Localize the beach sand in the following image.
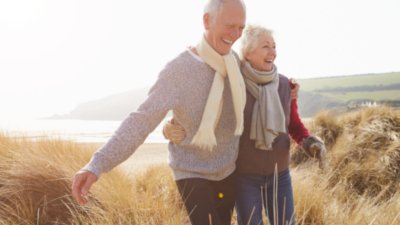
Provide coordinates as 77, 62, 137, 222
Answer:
78, 142, 170, 175
118, 143, 169, 174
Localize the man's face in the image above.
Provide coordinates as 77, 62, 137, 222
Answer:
204, 1, 246, 55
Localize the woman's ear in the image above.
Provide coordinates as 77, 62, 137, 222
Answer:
243, 52, 250, 62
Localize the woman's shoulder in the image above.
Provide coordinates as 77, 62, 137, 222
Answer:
278, 73, 290, 83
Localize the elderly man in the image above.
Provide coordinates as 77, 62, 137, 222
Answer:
71, 1, 247, 225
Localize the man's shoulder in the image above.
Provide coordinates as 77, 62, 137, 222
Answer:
166, 50, 194, 65
161, 50, 196, 73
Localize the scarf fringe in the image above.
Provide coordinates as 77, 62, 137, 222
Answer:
191, 130, 217, 151
191, 36, 246, 151
234, 125, 243, 136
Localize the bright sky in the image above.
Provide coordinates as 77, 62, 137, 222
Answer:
1, 0, 399, 119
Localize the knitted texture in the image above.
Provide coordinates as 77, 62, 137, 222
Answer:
83, 50, 241, 181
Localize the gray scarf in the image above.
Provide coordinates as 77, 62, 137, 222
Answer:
241, 61, 286, 150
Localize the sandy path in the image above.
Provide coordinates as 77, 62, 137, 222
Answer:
119, 143, 169, 173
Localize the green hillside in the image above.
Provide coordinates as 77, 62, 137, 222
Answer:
298, 72, 400, 91
295, 72, 400, 117
324, 90, 400, 101
297, 72, 400, 101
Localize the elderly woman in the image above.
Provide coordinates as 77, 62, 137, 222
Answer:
233, 24, 319, 225
164, 24, 325, 225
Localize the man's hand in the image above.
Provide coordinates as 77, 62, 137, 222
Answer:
289, 78, 300, 100
71, 170, 98, 205
163, 119, 186, 144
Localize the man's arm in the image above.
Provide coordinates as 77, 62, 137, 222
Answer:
72, 69, 181, 205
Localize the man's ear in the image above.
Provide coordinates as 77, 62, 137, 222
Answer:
203, 13, 210, 30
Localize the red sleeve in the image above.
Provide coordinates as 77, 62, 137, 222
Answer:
288, 84, 310, 145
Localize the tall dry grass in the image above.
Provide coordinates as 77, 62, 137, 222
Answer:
1, 106, 400, 224
291, 106, 400, 224
0, 134, 187, 225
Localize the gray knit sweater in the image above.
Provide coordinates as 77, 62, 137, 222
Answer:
83, 50, 241, 181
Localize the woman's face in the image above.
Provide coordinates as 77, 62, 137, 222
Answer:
245, 33, 276, 71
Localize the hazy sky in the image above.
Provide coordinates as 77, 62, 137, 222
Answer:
1, 0, 399, 119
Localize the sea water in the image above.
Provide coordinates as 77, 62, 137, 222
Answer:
0, 118, 168, 143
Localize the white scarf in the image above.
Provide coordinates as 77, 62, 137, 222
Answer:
191, 36, 246, 150
241, 61, 286, 150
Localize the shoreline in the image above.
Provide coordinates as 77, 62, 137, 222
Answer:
1, 131, 170, 175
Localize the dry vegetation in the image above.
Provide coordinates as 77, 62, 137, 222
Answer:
0, 137, 186, 225
1, 106, 400, 225
291, 106, 400, 224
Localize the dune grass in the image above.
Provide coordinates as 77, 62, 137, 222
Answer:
1, 105, 400, 224
0, 136, 187, 225
280, 105, 400, 224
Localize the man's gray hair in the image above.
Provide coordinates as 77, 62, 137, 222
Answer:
204, 0, 246, 19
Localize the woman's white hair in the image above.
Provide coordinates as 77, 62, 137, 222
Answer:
204, 0, 246, 22
240, 24, 274, 60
